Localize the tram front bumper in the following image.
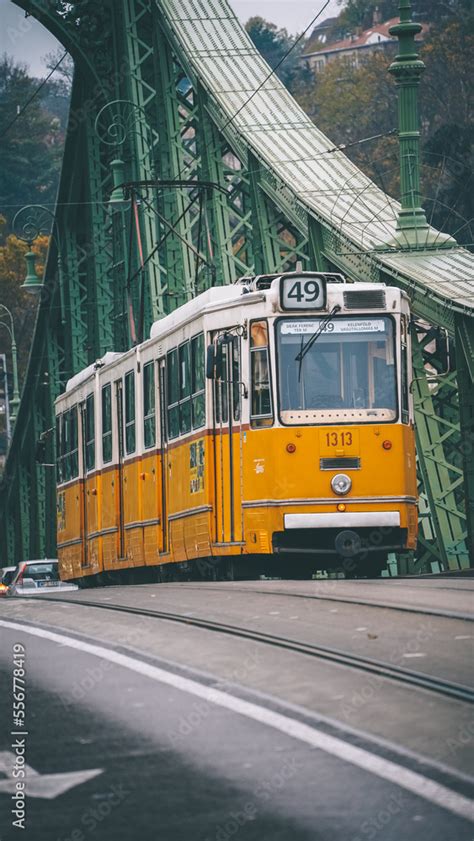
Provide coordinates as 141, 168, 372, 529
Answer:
274, 510, 408, 556
284, 512, 400, 529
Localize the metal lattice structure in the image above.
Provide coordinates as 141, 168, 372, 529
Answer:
1, 0, 473, 569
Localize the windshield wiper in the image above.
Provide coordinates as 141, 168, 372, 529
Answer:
295, 305, 341, 380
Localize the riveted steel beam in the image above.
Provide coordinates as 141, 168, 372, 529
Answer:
455, 316, 474, 559
411, 325, 469, 568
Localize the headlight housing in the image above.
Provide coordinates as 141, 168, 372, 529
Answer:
331, 473, 352, 496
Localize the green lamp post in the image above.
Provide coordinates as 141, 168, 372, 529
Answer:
386, 0, 455, 250
0, 305, 21, 426
108, 158, 130, 210
22, 248, 42, 293
13, 205, 64, 295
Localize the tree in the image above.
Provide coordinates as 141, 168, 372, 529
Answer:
419, 20, 474, 243
334, 0, 398, 35
0, 55, 66, 229
295, 51, 400, 199
297, 18, 474, 245
43, 49, 74, 90
335, 0, 471, 31
0, 216, 49, 381
294, 18, 473, 246
413, 0, 473, 25
245, 17, 310, 91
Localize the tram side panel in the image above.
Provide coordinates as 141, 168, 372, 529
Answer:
101, 464, 118, 571
85, 470, 100, 572
57, 476, 83, 579
141, 449, 162, 566
165, 434, 213, 563
56, 406, 83, 580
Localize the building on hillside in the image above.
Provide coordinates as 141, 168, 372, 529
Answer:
302, 9, 429, 74
306, 16, 339, 48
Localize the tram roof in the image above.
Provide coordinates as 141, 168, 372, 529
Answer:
149, 284, 254, 340
62, 278, 401, 396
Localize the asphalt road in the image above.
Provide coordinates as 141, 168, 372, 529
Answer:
0, 621, 472, 841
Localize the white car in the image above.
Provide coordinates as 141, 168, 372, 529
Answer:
7, 559, 78, 597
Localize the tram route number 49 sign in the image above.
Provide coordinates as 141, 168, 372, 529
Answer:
280, 276, 326, 310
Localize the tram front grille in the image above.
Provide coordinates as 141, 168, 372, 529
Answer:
320, 457, 361, 470
343, 290, 386, 309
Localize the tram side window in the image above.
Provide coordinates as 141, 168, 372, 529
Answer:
191, 333, 205, 430
85, 394, 95, 472
250, 320, 273, 428
401, 318, 410, 424
179, 342, 191, 434
214, 340, 228, 425
167, 349, 180, 439
143, 361, 156, 448
214, 335, 241, 425
59, 407, 78, 482
56, 414, 62, 483
232, 336, 241, 422
102, 384, 113, 463
68, 408, 79, 479
124, 371, 136, 454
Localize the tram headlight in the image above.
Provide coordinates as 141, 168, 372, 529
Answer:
330, 473, 352, 496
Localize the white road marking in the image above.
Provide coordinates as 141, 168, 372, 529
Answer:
455, 636, 472, 640
1, 619, 472, 823
0, 751, 102, 799
356, 627, 368, 631
269, 611, 280, 615
402, 653, 426, 658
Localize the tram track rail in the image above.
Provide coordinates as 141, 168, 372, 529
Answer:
141, 582, 474, 622
34, 595, 474, 705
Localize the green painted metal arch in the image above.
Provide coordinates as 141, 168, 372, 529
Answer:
12, 0, 107, 87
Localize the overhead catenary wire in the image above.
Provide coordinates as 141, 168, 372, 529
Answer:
221, 1, 331, 132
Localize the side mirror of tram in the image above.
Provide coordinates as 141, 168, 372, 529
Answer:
35, 440, 47, 463
207, 341, 226, 380
206, 344, 216, 379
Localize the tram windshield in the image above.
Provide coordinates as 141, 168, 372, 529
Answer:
276, 316, 397, 423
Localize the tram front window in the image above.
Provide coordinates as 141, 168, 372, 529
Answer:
277, 317, 397, 423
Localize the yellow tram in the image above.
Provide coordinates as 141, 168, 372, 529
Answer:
55, 272, 417, 583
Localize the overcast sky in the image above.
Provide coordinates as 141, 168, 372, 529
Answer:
0, 0, 341, 76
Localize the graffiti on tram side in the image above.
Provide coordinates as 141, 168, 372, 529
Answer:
190, 440, 205, 494
57, 492, 66, 532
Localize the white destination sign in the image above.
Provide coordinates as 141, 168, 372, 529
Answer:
281, 319, 386, 335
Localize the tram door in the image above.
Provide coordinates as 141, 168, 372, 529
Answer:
212, 335, 243, 546
158, 359, 169, 554
79, 395, 97, 568
114, 379, 126, 559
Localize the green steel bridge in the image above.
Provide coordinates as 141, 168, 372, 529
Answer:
1, 0, 473, 571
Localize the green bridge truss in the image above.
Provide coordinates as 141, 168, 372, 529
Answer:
1, 0, 473, 570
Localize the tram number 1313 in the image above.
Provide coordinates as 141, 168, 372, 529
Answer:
325, 431, 353, 447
